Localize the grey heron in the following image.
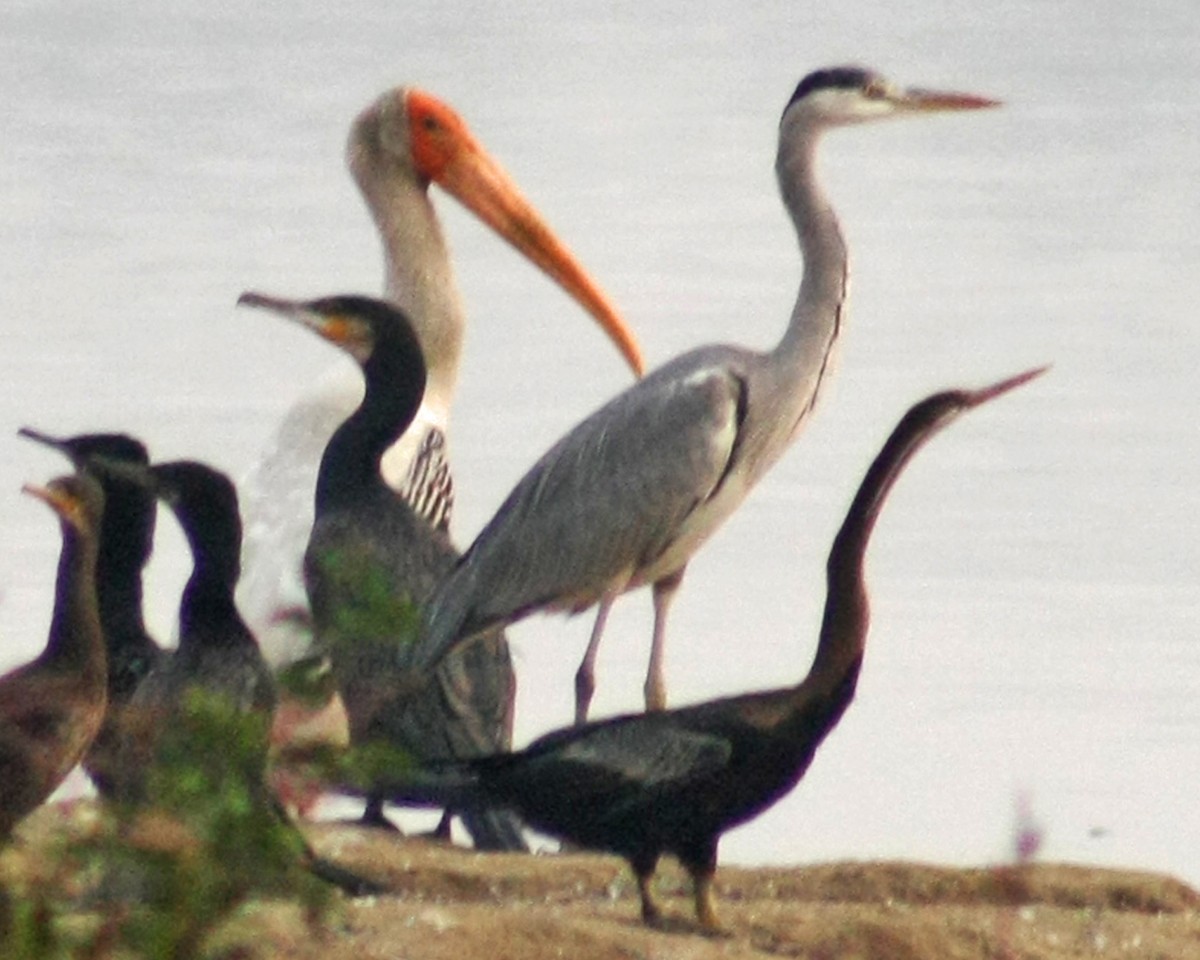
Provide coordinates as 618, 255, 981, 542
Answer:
415, 66, 1000, 723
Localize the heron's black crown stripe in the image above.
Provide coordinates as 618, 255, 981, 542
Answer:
783, 66, 874, 117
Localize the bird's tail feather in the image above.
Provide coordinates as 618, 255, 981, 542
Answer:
337, 759, 481, 810
336, 751, 525, 852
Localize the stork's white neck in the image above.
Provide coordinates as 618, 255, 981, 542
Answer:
378, 401, 449, 489
359, 172, 465, 420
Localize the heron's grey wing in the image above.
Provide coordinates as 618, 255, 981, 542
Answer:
422, 351, 748, 660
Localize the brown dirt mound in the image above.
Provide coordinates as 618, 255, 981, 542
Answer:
297, 823, 1199, 960
8, 805, 1200, 959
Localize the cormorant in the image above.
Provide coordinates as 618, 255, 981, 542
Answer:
118, 459, 275, 800
0, 474, 106, 839
107, 458, 379, 895
17, 428, 162, 798
238, 291, 525, 851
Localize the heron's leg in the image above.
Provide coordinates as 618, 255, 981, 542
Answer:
575, 594, 616, 725
645, 567, 686, 712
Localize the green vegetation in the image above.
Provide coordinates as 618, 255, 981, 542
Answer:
0, 547, 435, 956
0, 690, 335, 959
309, 546, 422, 659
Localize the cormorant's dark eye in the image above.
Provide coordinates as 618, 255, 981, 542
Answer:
422, 115, 440, 132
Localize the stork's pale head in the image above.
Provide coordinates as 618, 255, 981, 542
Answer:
344, 86, 644, 377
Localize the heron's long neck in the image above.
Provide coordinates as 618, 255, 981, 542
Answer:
364, 180, 462, 423
770, 125, 849, 439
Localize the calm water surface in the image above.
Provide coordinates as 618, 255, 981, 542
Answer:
2, 1, 1197, 885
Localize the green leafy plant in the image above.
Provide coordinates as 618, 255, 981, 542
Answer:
0, 689, 337, 959
308, 546, 422, 660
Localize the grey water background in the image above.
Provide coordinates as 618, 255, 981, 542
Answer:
2, 0, 1197, 884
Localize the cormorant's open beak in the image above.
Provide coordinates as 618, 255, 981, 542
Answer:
22, 479, 85, 528
898, 88, 1002, 113
405, 89, 644, 377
